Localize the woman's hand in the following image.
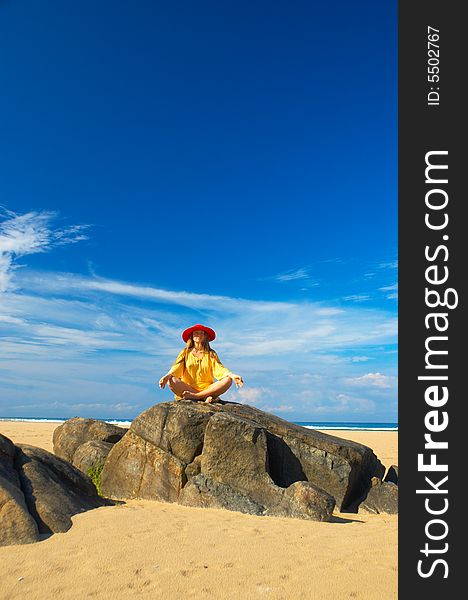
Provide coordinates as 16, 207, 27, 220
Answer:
231, 374, 244, 388
159, 374, 172, 389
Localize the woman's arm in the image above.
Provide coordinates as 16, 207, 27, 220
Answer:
211, 352, 244, 388
158, 350, 185, 388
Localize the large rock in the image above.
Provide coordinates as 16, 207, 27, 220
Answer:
222, 403, 385, 510
15, 444, 110, 533
359, 477, 398, 514
200, 412, 335, 521
1, 434, 108, 546
53, 418, 127, 464
0, 434, 39, 546
101, 401, 384, 519
265, 481, 336, 521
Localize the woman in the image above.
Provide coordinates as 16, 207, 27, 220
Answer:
159, 324, 244, 404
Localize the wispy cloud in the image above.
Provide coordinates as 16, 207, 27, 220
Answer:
0, 209, 397, 421
1, 271, 398, 419
343, 294, 371, 302
0, 208, 90, 292
264, 266, 318, 283
379, 283, 398, 300
3, 273, 397, 358
318, 258, 347, 265
379, 260, 398, 270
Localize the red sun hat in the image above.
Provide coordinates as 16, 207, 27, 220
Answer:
182, 324, 216, 343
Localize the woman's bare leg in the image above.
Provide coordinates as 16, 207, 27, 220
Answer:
181, 377, 232, 401
167, 377, 199, 399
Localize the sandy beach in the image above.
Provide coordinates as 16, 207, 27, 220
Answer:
0, 421, 397, 600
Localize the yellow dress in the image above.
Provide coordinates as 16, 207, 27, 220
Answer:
168, 349, 232, 393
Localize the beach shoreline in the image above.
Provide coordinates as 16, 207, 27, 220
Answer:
0, 420, 397, 600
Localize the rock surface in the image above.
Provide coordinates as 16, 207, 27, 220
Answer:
179, 474, 265, 515
53, 418, 127, 471
359, 477, 398, 514
0, 433, 20, 487
100, 401, 385, 519
0, 433, 109, 546
100, 430, 186, 502
72, 440, 113, 474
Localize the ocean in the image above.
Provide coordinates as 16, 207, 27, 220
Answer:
0, 417, 398, 431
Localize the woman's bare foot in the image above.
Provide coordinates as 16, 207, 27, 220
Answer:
182, 390, 200, 400
204, 396, 220, 404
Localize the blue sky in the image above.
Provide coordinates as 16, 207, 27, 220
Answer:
0, 1, 397, 421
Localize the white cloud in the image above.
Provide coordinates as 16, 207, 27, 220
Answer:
345, 372, 395, 389
237, 387, 264, 403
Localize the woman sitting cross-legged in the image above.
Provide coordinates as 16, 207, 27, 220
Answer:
158, 324, 244, 404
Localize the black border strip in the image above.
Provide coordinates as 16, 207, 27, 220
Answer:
399, 1, 464, 594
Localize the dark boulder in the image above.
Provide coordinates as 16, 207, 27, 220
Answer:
53, 418, 127, 464
15, 444, 110, 533
359, 477, 398, 514
101, 401, 384, 519
1, 434, 109, 546
221, 403, 385, 510
265, 481, 336, 521
0, 434, 39, 546
199, 412, 335, 521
